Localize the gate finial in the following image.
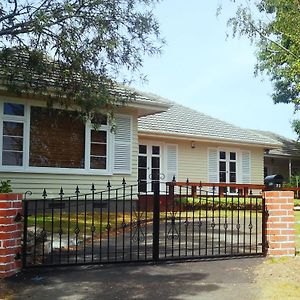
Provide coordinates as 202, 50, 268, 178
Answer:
107, 180, 111, 189
75, 186, 80, 194
59, 187, 64, 197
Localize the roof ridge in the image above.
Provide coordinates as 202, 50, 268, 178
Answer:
249, 129, 296, 143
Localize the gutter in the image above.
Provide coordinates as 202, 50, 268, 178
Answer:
138, 130, 282, 149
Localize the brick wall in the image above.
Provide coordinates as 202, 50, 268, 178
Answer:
0, 194, 23, 278
263, 191, 295, 257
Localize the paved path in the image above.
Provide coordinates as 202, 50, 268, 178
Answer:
4, 257, 263, 300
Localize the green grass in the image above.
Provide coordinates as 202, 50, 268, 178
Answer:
295, 199, 300, 206
28, 212, 134, 237
28, 206, 262, 237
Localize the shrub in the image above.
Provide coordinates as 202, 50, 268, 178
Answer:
285, 174, 300, 188
0, 180, 12, 193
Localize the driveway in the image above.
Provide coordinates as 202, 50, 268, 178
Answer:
2, 257, 263, 300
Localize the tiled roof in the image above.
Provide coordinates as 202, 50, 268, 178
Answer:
138, 100, 281, 147
114, 85, 171, 108
250, 130, 300, 157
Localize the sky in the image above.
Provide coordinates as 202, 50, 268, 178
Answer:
132, 0, 297, 140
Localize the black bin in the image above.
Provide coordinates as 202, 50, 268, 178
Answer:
264, 174, 284, 190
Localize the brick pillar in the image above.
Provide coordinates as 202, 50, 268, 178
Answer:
0, 194, 23, 278
263, 191, 295, 257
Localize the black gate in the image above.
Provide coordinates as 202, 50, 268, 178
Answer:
22, 181, 265, 268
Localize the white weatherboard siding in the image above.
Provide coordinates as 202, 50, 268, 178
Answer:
176, 140, 207, 182
250, 148, 264, 184
2, 114, 139, 198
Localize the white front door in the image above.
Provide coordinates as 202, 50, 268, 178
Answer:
219, 150, 237, 184
218, 150, 237, 193
138, 143, 162, 193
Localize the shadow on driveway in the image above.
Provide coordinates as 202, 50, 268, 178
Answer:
3, 257, 263, 300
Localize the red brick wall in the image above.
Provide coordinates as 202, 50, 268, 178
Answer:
263, 191, 295, 257
0, 194, 23, 278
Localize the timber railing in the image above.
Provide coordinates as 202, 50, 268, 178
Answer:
166, 181, 265, 198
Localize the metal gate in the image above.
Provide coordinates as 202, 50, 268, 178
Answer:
22, 181, 265, 268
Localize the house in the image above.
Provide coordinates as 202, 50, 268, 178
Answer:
250, 130, 300, 181
0, 88, 281, 198
0, 88, 170, 197
137, 98, 281, 192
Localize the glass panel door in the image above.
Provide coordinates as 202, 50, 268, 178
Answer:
229, 152, 237, 193
151, 146, 160, 192
138, 144, 161, 193
219, 150, 237, 193
138, 145, 148, 193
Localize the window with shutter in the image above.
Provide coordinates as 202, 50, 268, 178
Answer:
166, 144, 177, 182
113, 115, 132, 174
241, 151, 251, 183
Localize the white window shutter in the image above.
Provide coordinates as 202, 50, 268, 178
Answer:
208, 148, 218, 183
241, 151, 251, 183
113, 115, 132, 174
166, 144, 177, 182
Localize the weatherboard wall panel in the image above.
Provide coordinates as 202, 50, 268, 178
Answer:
250, 148, 264, 184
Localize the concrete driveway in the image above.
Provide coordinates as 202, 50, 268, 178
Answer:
2, 257, 263, 300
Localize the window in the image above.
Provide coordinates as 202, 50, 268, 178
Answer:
90, 129, 107, 169
0, 101, 132, 175
2, 121, 24, 166
4, 103, 24, 116
1, 103, 25, 167
29, 106, 85, 168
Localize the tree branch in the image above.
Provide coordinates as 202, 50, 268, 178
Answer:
248, 20, 298, 59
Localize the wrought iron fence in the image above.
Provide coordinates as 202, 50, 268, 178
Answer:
22, 180, 265, 268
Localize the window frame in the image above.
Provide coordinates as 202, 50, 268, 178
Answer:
0, 100, 28, 170
0, 100, 116, 175
217, 148, 238, 184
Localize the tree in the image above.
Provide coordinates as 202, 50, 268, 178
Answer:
0, 0, 164, 119
221, 0, 300, 137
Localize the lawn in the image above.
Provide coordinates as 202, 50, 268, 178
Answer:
295, 198, 300, 206
27, 212, 135, 237
27, 197, 263, 237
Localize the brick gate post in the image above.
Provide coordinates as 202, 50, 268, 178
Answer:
0, 194, 23, 278
263, 191, 295, 257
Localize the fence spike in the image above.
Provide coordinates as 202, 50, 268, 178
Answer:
172, 175, 176, 182
42, 188, 47, 198
91, 183, 95, 192
107, 180, 111, 189
186, 178, 189, 184
250, 189, 253, 195
59, 187, 64, 196
75, 185, 80, 194
122, 178, 126, 186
